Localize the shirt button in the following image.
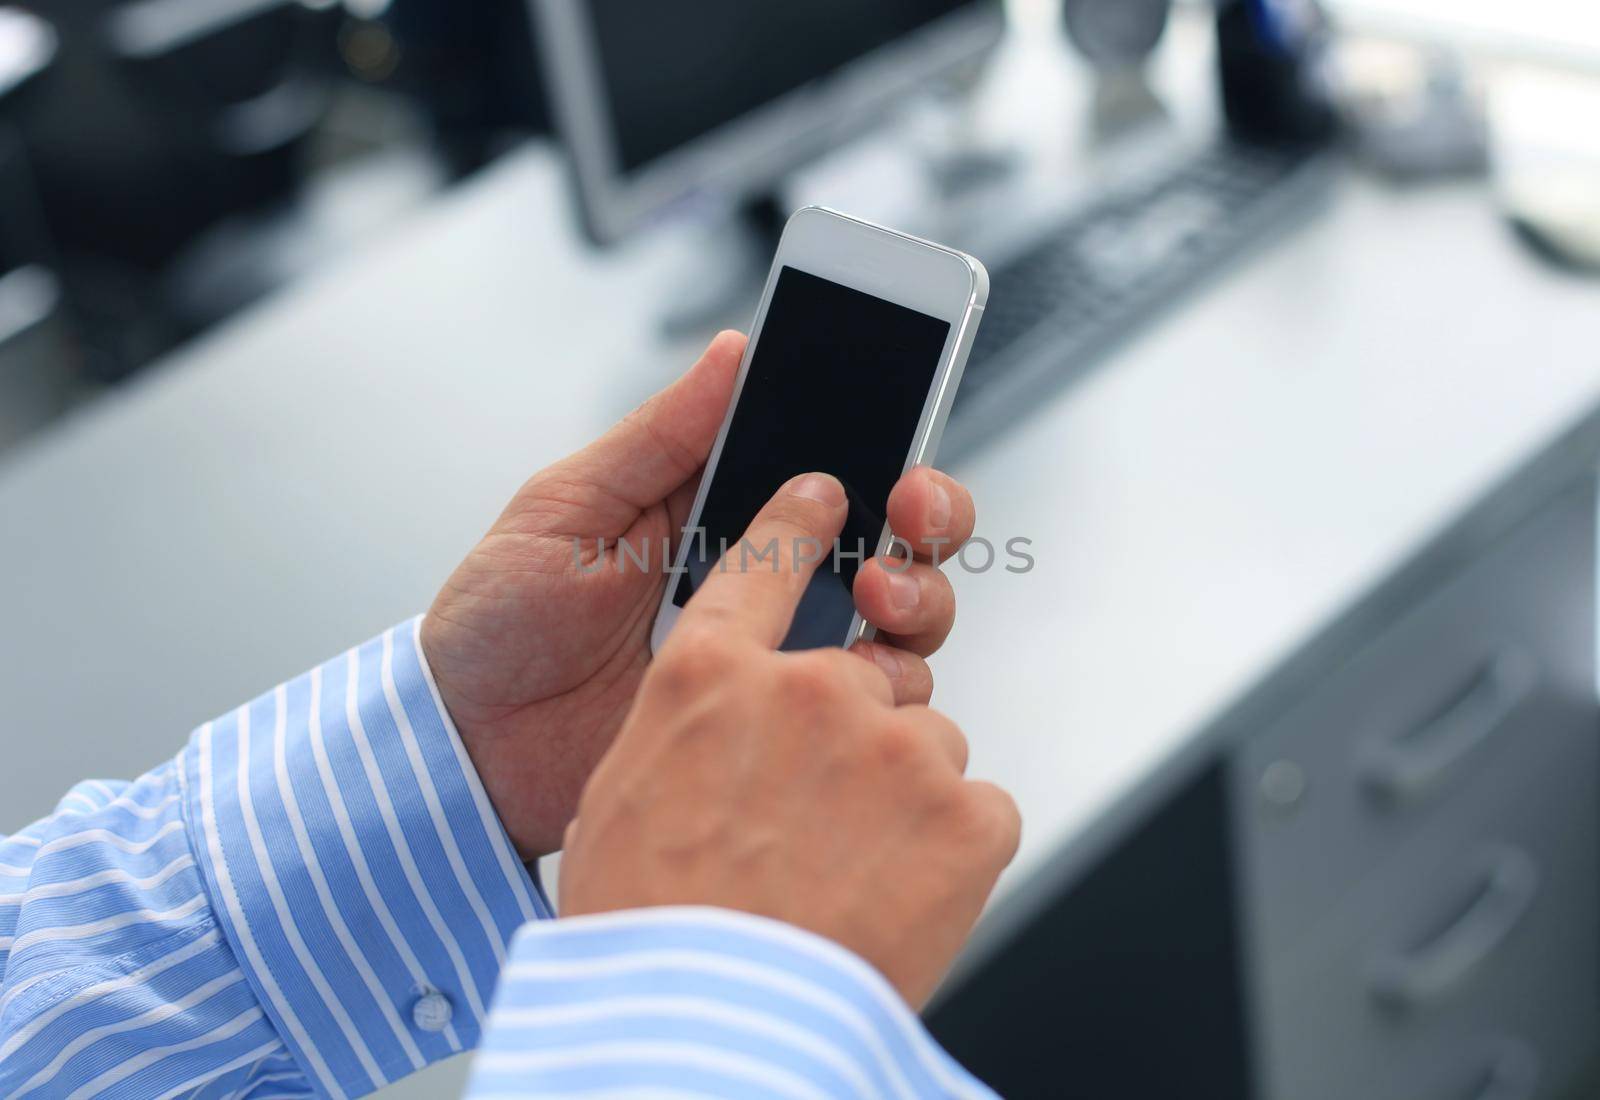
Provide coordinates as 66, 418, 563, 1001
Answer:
412, 991, 453, 1033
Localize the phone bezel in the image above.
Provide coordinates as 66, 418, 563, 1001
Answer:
651, 205, 988, 653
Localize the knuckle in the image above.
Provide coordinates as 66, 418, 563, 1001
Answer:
965, 784, 1023, 861
945, 721, 971, 763
810, 646, 864, 678
623, 399, 699, 478
762, 502, 830, 545
778, 652, 843, 705
655, 627, 733, 686
870, 715, 927, 769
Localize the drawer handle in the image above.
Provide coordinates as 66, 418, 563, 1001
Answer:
1360, 650, 1536, 808
1461, 1039, 1540, 1100
1369, 844, 1539, 1013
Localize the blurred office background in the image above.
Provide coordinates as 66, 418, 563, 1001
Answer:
1, 0, 1597, 454
3, 1, 1600, 1098
0, 0, 550, 444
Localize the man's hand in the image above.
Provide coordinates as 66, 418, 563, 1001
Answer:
560, 472, 1020, 1008
421, 332, 978, 858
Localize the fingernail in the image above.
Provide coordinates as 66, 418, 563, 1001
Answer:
928, 479, 952, 531
886, 570, 921, 610
790, 473, 844, 507
868, 644, 903, 679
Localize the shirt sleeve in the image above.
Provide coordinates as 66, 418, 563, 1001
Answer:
0, 616, 550, 1099
3, 617, 995, 1100
468, 907, 999, 1100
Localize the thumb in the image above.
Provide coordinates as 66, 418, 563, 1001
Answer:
557, 330, 745, 510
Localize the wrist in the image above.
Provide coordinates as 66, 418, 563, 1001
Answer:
417, 607, 493, 738
417, 610, 595, 860
416, 611, 535, 855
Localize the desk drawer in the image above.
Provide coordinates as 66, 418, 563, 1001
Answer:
1357, 1037, 1543, 1100
1231, 485, 1595, 955
1250, 694, 1598, 1100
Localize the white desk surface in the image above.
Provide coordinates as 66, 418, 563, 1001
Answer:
2, 16, 1599, 1096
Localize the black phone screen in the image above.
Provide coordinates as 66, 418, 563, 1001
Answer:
671, 265, 952, 650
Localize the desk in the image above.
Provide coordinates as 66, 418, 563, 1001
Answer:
2, 19, 1599, 1100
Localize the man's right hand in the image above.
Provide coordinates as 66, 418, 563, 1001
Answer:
559, 471, 1022, 1008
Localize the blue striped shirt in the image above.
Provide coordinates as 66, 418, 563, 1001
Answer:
0, 619, 994, 1099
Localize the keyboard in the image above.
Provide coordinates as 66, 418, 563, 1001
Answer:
945, 139, 1336, 456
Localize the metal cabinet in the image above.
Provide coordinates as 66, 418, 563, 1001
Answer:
932, 480, 1599, 1100
1231, 484, 1599, 1100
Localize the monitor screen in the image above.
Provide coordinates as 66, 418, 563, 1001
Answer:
582, 0, 978, 176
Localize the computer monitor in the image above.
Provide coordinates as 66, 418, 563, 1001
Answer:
530, 0, 1006, 246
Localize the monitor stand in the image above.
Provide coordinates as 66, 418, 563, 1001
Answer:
1087, 68, 1170, 146
657, 193, 785, 340
917, 70, 1019, 200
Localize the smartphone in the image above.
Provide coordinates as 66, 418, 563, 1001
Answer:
651, 206, 988, 653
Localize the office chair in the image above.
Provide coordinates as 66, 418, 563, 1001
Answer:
0, 8, 73, 448
16, 0, 340, 377
379, 0, 551, 177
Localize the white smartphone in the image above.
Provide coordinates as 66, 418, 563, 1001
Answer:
651, 206, 988, 653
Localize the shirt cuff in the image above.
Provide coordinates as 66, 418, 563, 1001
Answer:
179, 616, 551, 1098
470, 907, 997, 1100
